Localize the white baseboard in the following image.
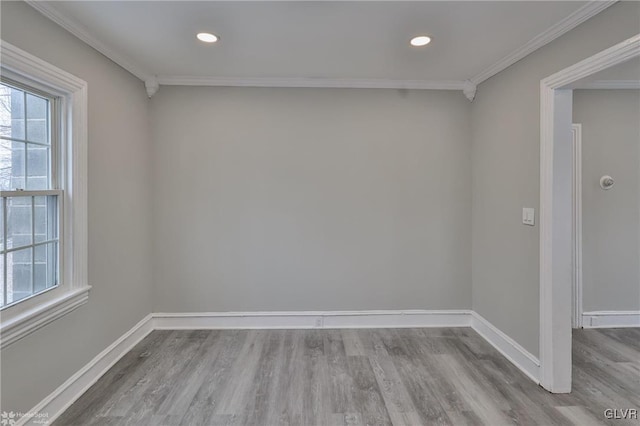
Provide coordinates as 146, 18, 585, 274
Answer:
18, 314, 154, 426
20, 309, 545, 425
470, 312, 540, 384
582, 311, 640, 328
153, 309, 472, 330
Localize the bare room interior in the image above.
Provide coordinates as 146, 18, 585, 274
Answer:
0, 1, 638, 425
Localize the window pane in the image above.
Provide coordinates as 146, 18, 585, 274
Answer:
10, 88, 25, 140
0, 82, 59, 310
10, 140, 25, 190
6, 247, 32, 304
27, 144, 49, 190
7, 196, 32, 249
34, 195, 57, 243
0, 83, 51, 191
34, 242, 57, 293
51, 243, 57, 290
0, 198, 3, 251
0, 85, 11, 138
0, 139, 27, 191
0, 139, 12, 190
0, 256, 4, 307
26, 93, 47, 144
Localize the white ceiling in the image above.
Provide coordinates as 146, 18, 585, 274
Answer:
28, 1, 615, 93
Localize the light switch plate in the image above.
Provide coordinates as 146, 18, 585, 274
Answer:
522, 208, 535, 226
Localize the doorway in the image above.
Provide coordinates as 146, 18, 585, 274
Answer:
539, 33, 640, 393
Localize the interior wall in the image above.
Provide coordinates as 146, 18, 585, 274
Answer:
0, 1, 154, 413
471, 1, 640, 356
151, 87, 471, 312
1, 0, 637, 413
573, 89, 640, 312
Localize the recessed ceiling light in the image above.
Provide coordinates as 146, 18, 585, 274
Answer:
197, 32, 219, 43
410, 36, 431, 47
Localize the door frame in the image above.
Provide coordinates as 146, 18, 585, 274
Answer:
539, 33, 640, 393
571, 123, 583, 329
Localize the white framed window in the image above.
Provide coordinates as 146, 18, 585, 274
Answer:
1, 80, 61, 308
0, 40, 89, 349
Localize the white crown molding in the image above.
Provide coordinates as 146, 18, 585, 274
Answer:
156, 76, 466, 91
24, 0, 152, 82
462, 80, 477, 101
578, 79, 640, 89
470, 1, 618, 85
24, 0, 616, 97
145, 76, 160, 98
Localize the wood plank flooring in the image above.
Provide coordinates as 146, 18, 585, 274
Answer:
54, 328, 640, 425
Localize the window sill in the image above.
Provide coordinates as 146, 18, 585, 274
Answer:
0, 285, 91, 349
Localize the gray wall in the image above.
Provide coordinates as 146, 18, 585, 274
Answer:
151, 87, 471, 312
471, 1, 640, 356
573, 89, 640, 312
2, 0, 638, 414
0, 1, 154, 413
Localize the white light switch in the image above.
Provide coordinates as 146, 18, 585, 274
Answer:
522, 208, 535, 226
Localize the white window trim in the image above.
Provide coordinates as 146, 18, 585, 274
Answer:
0, 40, 89, 349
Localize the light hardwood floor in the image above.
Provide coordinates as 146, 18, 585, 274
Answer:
54, 327, 640, 426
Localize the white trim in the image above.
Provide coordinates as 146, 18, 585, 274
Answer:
18, 309, 547, 424
24, 1, 152, 82
153, 309, 472, 330
16, 314, 154, 426
540, 35, 640, 90
156, 76, 465, 91
572, 124, 583, 329
25, 1, 615, 95
0, 41, 86, 92
0, 40, 90, 348
581, 311, 640, 328
470, 312, 540, 384
579, 80, 640, 89
470, 1, 618, 85
462, 80, 477, 102
144, 76, 159, 98
0, 286, 90, 350
539, 33, 640, 393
